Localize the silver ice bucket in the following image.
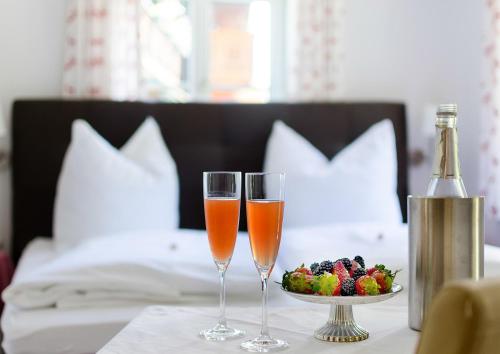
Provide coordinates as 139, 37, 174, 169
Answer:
408, 196, 484, 331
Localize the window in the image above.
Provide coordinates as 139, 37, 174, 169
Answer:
140, 0, 285, 102
139, 0, 191, 101
207, 1, 271, 102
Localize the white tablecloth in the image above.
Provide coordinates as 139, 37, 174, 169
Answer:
98, 300, 420, 353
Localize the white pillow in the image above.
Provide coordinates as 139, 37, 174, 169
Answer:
263, 120, 402, 228
54, 117, 179, 250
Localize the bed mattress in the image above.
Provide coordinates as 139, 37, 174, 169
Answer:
3, 225, 500, 354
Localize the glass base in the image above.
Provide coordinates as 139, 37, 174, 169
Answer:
199, 323, 245, 341
240, 335, 289, 352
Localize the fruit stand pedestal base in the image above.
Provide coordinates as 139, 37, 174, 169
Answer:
314, 304, 369, 342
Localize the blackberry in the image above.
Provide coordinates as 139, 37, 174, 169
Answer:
341, 278, 356, 296
314, 260, 334, 275
354, 255, 365, 269
310, 262, 320, 274
336, 258, 352, 271
352, 268, 367, 281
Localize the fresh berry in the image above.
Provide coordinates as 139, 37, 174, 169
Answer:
295, 264, 312, 275
336, 258, 352, 271
333, 261, 350, 284
371, 265, 398, 293
354, 255, 365, 269
333, 279, 342, 295
352, 268, 367, 281
288, 271, 314, 294
283, 261, 397, 297
314, 260, 334, 276
355, 275, 380, 296
340, 278, 356, 296
282, 270, 292, 290
310, 262, 320, 274
372, 271, 390, 294
367, 267, 377, 276
312, 272, 339, 296
349, 260, 361, 277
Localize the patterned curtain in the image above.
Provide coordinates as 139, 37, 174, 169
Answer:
62, 0, 140, 100
287, 0, 344, 101
481, 0, 500, 220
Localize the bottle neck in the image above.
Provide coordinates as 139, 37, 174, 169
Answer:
431, 122, 461, 179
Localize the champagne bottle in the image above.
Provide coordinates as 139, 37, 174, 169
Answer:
426, 103, 467, 197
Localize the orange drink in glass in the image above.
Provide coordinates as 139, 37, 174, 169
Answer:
204, 198, 240, 263
241, 172, 288, 352
246, 200, 284, 269
200, 172, 244, 341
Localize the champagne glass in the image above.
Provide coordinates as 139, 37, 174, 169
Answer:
200, 172, 245, 341
241, 172, 288, 352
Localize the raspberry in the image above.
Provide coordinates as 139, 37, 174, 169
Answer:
340, 278, 356, 296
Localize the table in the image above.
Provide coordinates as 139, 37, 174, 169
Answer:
98, 298, 419, 353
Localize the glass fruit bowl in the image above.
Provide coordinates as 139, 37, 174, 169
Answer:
281, 283, 403, 342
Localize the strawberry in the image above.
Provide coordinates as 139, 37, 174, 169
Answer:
366, 267, 377, 276
333, 280, 342, 295
371, 264, 398, 293
295, 264, 312, 276
333, 261, 350, 283
349, 260, 361, 277
372, 271, 389, 293
288, 271, 314, 294
312, 272, 339, 296
332, 261, 350, 295
302, 275, 315, 294
355, 275, 380, 296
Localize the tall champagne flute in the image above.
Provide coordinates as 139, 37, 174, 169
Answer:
241, 172, 288, 352
200, 172, 245, 341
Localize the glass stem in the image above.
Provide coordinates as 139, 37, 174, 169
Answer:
218, 269, 227, 327
260, 273, 269, 337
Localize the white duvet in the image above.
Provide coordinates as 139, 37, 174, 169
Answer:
4, 224, 500, 310
3, 230, 261, 309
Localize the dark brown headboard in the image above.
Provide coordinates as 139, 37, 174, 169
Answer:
11, 100, 407, 261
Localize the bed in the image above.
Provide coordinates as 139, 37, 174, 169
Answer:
4, 100, 416, 353
10, 100, 409, 262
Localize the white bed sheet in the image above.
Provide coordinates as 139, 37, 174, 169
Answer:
3, 224, 500, 354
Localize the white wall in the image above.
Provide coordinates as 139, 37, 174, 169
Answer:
341, 0, 500, 244
0, 0, 66, 248
341, 0, 483, 197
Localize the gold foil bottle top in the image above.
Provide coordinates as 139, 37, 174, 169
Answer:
436, 103, 457, 127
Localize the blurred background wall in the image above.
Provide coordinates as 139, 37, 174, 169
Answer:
0, 0, 485, 246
